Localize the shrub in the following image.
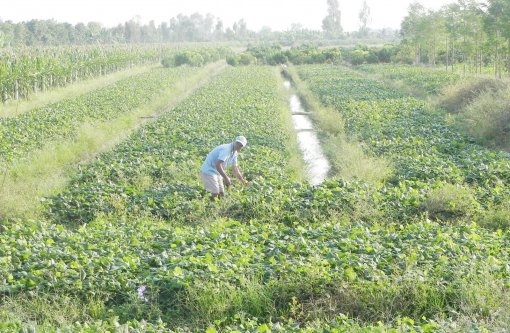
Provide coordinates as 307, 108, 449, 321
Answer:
366, 51, 379, 64
268, 53, 288, 65
420, 184, 480, 220
477, 202, 510, 230
438, 78, 507, 114
239, 53, 256, 65
226, 54, 256, 66
174, 51, 205, 67
377, 45, 397, 63
161, 56, 175, 67
226, 56, 239, 66
461, 87, 510, 148
349, 49, 370, 65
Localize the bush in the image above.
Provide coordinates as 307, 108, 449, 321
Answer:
161, 47, 232, 68
245, 45, 341, 65
461, 87, 510, 149
239, 53, 256, 65
377, 45, 397, 63
174, 51, 205, 67
161, 56, 175, 67
268, 53, 288, 65
226, 54, 256, 66
366, 51, 379, 64
438, 78, 507, 114
349, 49, 369, 65
420, 184, 480, 220
477, 202, 510, 230
226, 56, 239, 66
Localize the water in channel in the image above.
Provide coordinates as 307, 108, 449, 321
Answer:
284, 80, 330, 185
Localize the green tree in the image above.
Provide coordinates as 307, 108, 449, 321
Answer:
358, 0, 371, 37
13, 23, 30, 46
455, 0, 485, 73
424, 10, 447, 66
322, 0, 343, 36
400, 2, 429, 64
213, 20, 224, 41
485, 0, 510, 75
141, 20, 158, 42
124, 18, 142, 43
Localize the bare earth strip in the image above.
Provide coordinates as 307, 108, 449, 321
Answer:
0, 62, 226, 220
0, 64, 158, 118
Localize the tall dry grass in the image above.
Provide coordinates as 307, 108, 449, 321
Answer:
438, 78, 510, 151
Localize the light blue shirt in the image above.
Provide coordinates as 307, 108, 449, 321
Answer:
200, 143, 238, 176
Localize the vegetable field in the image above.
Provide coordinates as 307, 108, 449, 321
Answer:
1, 56, 510, 332
356, 64, 461, 95
297, 65, 510, 219
0, 66, 198, 164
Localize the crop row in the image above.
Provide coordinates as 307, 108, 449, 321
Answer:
0, 214, 508, 330
0, 311, 443, 332
45, 66, 296, 224
0, 66, 198, 164
6, 215, 508, 293
356, 64, 461, 95
297, 65, 510, 218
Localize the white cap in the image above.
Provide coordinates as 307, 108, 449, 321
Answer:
235, 135, 247, 147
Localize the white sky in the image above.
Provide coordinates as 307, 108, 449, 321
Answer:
1, 0, 455, 32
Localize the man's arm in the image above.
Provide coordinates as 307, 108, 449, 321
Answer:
215, 160, 231, 186
232, 165, 247, 184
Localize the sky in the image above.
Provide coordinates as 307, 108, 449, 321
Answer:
1, 0, 457, 32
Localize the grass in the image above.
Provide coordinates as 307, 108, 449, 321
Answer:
476, 201, 510, 231
461, 86, 510, 151
0, 292, 102, 328
431, 76, 510, 152
437, 77, 506, 114
0, 62, 226, 220
420, 183, 481, 221
0, 64, 157, 118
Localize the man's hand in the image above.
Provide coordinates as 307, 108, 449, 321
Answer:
223, 176, 232, 187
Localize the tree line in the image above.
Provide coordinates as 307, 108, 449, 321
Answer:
0, 15, 398, 47
400, 0, 510, 76
0, 14, 252, 46
11, 0, 510, 76
0, 0, 400, 48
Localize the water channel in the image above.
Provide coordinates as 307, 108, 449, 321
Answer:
284, 80, 330, 185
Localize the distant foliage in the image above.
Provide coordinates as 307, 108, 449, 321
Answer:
228, 45, 343, 66
226, 53, 257, 66
0, 17, 397, 47
399, 0, 510, 76
227, 45, 400, 67
342, 45, 398, 65
161, 47, 232, 67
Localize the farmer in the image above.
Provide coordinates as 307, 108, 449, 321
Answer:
200, 136, 248, 199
